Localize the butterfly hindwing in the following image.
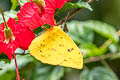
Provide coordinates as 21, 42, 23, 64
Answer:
29, 26, 83, 69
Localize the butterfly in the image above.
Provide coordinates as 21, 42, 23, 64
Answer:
29, 26, 83, 69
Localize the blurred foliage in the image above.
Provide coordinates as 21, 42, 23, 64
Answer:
31, 64, 64, 80
80, 67, 118, 80
67, 20, 119, 43
11, 0, 18, 10
0, 0, 120, 80
56, 1, 93, 15
67, 20, 119, 58
11, 0, 28, 10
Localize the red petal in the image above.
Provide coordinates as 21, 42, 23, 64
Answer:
17, 2, 42, 30
7, 18, 17, 31
15, 24, 35, 50
0, 31, 5, 43
7, 18, 35, 50
0, 24, 5, 43
0, 44, 3, 55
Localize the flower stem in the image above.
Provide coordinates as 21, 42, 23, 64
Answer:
57, 0, 93, 25
13, 53, 20, 80
0, 5, 8, 29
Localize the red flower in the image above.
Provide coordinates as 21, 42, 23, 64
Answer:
0, 18, 35, 60
17, 0, 70, 30
0, 18, 18, 60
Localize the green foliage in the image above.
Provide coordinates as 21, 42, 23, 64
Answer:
56, 1, 92, 14
80, 67, 118, 80
31, 63, 64, 80
80, 69, 89, 80
0, 53, 11, 63
108, 43, 118, 53
34, 27, 44, 35
67, 22, 94, 44
67, 20, 119, 58
34, 24, 51, 35
0, 61, 10, 75
110, 52, 120, 60
49, 66, 64, 80
0, 55, 34, 76
10, 55, 34, 69
80, 20, 119, 42
0, 70, 15, 80
0, 56, 65, 80
11, 0, 18, 10
67, 20, 119, 43
80, 44, 107, 58
11, 0, 28, 10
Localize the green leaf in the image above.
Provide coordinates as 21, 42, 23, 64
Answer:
67, 20, 119, 42
80, 67, 118, 80
67, 21, 94, 45
11, 0, 18, 10
89, 67, 118, 80
109, 43, 118, 53
0, 10, 17, 23
80, 20, 119, 42
0, 70, 15, 80
67, 20, 118, 58
56, 1, 92, 14
11, 0, 28, 10
80, 69, 89, 80
31, 63, 64, 80
0, 53, 11, 63
49, 66, 64, 80
80, 43, 107, 58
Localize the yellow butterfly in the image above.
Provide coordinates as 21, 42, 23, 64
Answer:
29, 26, 83, 69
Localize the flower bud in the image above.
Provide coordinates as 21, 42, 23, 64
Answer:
4, 27, 15, 44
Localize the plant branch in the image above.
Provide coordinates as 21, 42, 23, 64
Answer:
100, 30, 120, 49
100, 39, 112, 49
57, 0, 93, 25
0, 5, 8, 29
57, 8, 81, 25
84, 53, 114, 64
90, 30, 120, 64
